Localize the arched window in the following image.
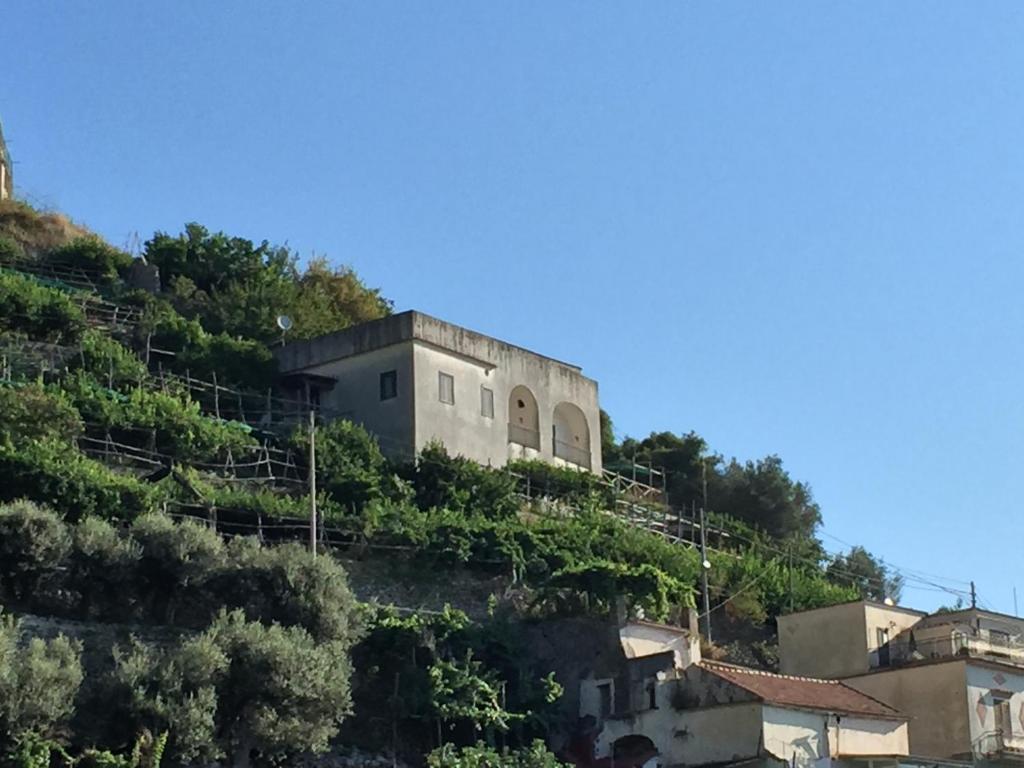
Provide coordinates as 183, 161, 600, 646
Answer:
507, 385, 540, 450
552, 402, 591, 469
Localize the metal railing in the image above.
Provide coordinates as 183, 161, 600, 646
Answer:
507, 422, 541, 450
888, 633, 1024, 669
973, 730, 1024, 760
553, 438, 591, 470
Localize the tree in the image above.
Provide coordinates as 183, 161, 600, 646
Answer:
618, 431, 710, 507
713, 455, 822, 541
68, 517, 143, 621
827, 546, 904, 603
0, 611, 83, 747
0, 501, 70, 605
130, 514, 226, 624
112, 610, 354, 768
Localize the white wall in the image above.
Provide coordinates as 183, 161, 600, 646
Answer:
297, 342, 416, 459
761, 707, 907, 766
965, 662, 1024, 747
411, 339, 601, 471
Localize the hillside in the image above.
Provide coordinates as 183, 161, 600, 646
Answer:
0, 200, 894, 766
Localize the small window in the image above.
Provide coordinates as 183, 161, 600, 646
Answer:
379, 371, 398, 401
647, 681, 658, 710
439, 372, 455, 405
480, 386, 494, 418
598, 683, 612, 718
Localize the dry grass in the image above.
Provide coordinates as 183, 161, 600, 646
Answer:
0, 199, 99, 255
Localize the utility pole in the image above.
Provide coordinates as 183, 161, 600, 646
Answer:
309, 409, 317, 559
788, 541, 795, 614
970, 581, 977, 609
699, 504, 712, 644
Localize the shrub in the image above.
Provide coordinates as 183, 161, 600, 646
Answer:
71, 330, 147, 387
131, 514, 226, 624
210, 540, 360, 643
69, 517, 143, 620
0, 611, 84, 746
0, 440, 159, 522
288, 419, 389, 511
0, 501, 71, 604
0, 270, 86, 342
427, 742, 569, 768
46, 238, 133, 284
0, 383, 82, 447
403, 443, 520, 520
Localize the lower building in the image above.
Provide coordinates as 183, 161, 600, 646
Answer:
570, 619, 911, 768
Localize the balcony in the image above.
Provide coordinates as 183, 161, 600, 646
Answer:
889, 632, 1024, 668
507, 422, 540, 451
974, 731, 1024, 762
553, 438, 591, 470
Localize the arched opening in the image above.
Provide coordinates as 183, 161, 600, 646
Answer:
612, 734, 659, 767
507, 385, 540, 450
552, 402, 591, 470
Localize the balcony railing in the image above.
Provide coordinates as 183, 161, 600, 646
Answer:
889, 633, 1024, 668
553, 439, 591, 470
507, 423, 540, 451
973, 730, 1024, 761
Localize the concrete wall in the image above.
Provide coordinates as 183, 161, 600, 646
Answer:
593, 700, 765, 767
276, 311, 601, 471
778, 602, 870, 678
845, 660, 970, 759
864, 603, 924, 668
296, 342, 416, 460
761, 707, 907, 766
778, 602, 924, 679
965, 661, 1024, 749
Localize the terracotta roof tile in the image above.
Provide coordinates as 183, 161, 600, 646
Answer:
700, 661, 904, 719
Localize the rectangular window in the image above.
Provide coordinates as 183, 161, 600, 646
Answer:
439, 372, 455, 405
379, 370, 397, 401
480, 386, 494, 418
598, 683, 612, 718
995, 694, 1013, 735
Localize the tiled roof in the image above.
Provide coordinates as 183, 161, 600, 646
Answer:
701, 661, 905, 719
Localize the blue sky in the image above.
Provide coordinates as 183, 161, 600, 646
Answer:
4, 2, 1022, 611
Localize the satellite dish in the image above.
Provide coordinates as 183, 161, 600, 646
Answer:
884, 597, 895, 607
276, 315, 293, 331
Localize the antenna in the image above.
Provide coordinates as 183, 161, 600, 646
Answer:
276, 315, 293, 346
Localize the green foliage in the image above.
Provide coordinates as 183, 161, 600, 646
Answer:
0, 440, 160, 522
134, 296, 278, 389
546, 560, 693, 621
349, 607, 562, 761
71, 330, 147, 387
112, 610, 353, 767
0, 270, 86, 342
0, 383, 82, 447
46, 238, 132, 284
507, 459, 615, 509
289, 419, 391, 511
0, 501, 71, 604
144, 224, 389, 345
429, 651, 519, 733
427, 741, 568, 768
65, 373, 257, 460
403, 443, 520, 520
827, 546, 904, 602
0, 611, 84, 747
68, 516, 143, 621
208, 539, 360, 643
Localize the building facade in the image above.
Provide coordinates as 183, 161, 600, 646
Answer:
275, 311, 602, 471
572, 618, 911, 768
779, 601, 1024, 764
